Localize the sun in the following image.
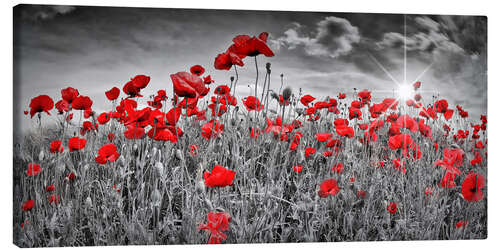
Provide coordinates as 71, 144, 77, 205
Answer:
397, 84, 414, 100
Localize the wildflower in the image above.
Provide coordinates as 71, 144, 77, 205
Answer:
204, 165, 235, 187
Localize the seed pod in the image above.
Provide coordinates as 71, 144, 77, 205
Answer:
282, 87, 292, 101
39, 150, 45, 162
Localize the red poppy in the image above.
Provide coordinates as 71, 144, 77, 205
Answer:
396, 115, 418, 132
68, 137, 87, 152
456, 220, 468, 228
190, 65, 205, 76
475, 141, 485, 149
388, 134, 414, 150
46, 184, 55, 192
189, 144, 199, 156
332, 163, 344, 174
226, 32, 274, 59
214, 85, 231, 96
214, 51, 244, 70
387, 202, 398, 214
27, 163, 41, 176
358, 89, 371, 103
80, 121, 98, 136
124, 124, 146, 139
105, 87, 120, 101
318, 179, 340, 198
405, 99, 415, 107
461, 171, 485, 202
300, 95, 316, 106
123, 80, 142, 97
443, 109, 454, 120
55, 100, 69, 114
48, 194, 60, 204
338, 93, 346, 99
29, 95, 54, 118
147, 127, 177, 142
348, 107, 362, 120
250, 128, 261, 138
323, 151, 333, 157
165, 107, 182, 126
305, 147, 316, 158
66, 172, 76, 181
242, 96, 263, 111
97, 112, 111, 125
108, 133, 115, 142
129, 75, 150, 89
95, 144, 120, 165
293, 165, 303, 173
470, 151, 483, 166
425, 187, 433, 196
359, 124, 369, 130
393, 158, 406, 173
22, 200, 34, 211
434, 99, 448, 113
50, 140, 63, 153
413, 81, 421, 90
204, 165, 235, 187
418, 119, 432, 138
170, 72, 208, 98
357, 190, 366, 198
279, 95, 291, 106
315, 133, 333, 142
336, 125, 355, 138
124, 106, 152, 127
198, 212, 231, 244
201, 120, 224, 140
434, 148, 465, 169
72, 96, 93, 110
61, 87, 79, 104
203, 75, 214, 84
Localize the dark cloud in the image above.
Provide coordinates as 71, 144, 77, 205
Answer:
15, 4, 76, 21
271, 16, 360, 58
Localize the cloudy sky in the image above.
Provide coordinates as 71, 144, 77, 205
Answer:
13, 5, 487, 134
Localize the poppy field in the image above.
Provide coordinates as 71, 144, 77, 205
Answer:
13, 31, 487, 247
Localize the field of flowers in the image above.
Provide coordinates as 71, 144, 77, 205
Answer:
13, 32, 487, 247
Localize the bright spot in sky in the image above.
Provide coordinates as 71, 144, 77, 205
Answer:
398, 84, 414, 100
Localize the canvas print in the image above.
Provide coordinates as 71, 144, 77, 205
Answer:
13, 4, 487, 247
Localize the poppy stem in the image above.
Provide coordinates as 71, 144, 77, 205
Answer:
254, 56, 259, 123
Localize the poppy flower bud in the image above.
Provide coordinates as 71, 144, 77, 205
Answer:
270, 92, 279, 101
85, 196, 92, 207
152, 147, 158, 158
230, 76, 235, 82
282, 87, 292, 101
174, 149, 183, 161
266, 62, 271, 74
195, 180, 205, 194
154, 162, 164, 176
295, 108, 305, 115
231, 118, 236, 126
39, 150, 45, 161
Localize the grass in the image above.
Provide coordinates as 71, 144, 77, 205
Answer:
13, 61, 487, 246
